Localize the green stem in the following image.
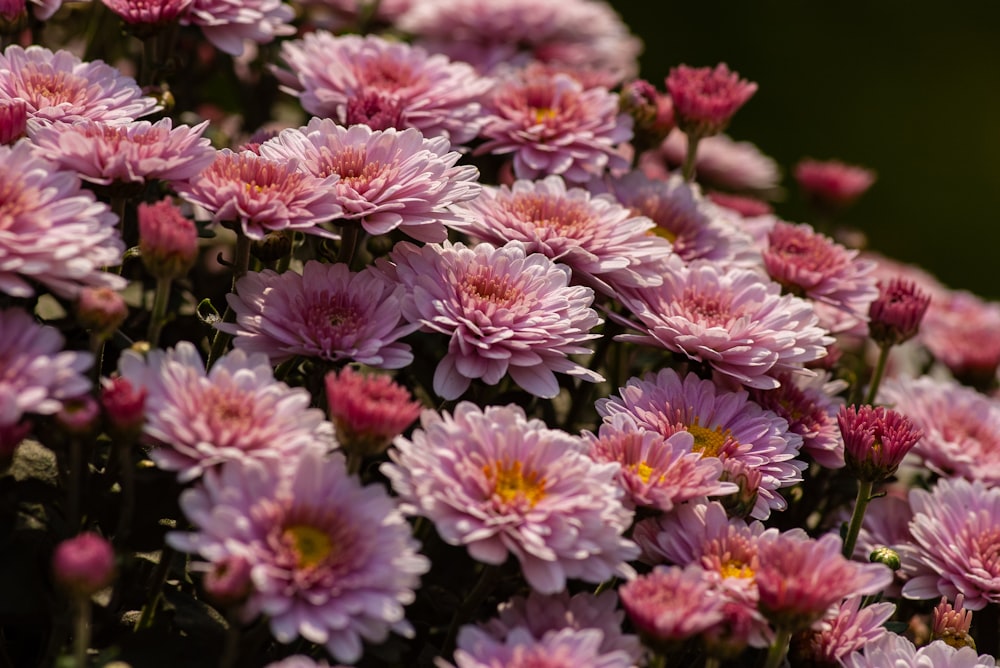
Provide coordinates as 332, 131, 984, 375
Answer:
646, 653, 666, 668
681, 132, 702, 182
842, 479, 875, 559
705, 657, 721, 668
345, 451, 363, 477
864, 344, 891, 406
443, 564, 501, 657
134, 546, 176, 631
73, 596, 91, 668
146, 276, 173, 347
762, 626, 793, 668
336, 224, 361, 269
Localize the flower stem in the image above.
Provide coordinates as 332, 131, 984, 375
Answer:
336, 224, 361, 269
443, 564, 501, 657
842, 479, 875, 559
681, 132, 702, 182
72, 596, 91, 668
206, 233, 252, 369
864, 343, 891, 406
134, 546, 176, 631
146, 276, 173, 347
762, 626, 792, 668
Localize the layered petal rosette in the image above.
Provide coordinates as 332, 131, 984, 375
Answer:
382, 240, 603, 399
168, 448, 430, 664
182, 0, 295, 56
844, 632, 996, 668
382, 402, 639, 594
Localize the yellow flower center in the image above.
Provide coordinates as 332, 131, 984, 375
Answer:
484, 459, 546, 507
283, 524, 333, 569
718, 559, 755, 580
687, 419, 733, 458
634, 461, 655, 484
532, 107, 558, 124
650, 224, 678, 243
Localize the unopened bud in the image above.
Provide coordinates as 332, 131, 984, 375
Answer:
76, 287, 128, 340
53, 532, 116, 597
869, 546, 901, 571
138, 198, 198, 280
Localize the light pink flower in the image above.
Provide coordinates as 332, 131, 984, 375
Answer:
919, 288, 1000, 384
275, 32, 491, 146
450, 626, 634, 668
137, 198, 199, 280
258, 118, 480, 243
790, 595, 895, 665
383, 402, 638, 594
168, 448, 430, 664
643, 129, 782, 194
666, 63, 757, 138
476, 69, 632, 184
382, 240, 603, 399
182, 0, 294, 56
795, 158, 876, 210
0, 45, 159, 124
118, 341, 336, 481
324, 367, 422, 458
219, 261, 416, 368
0, 141, 125, 298
619, 565, 727, 646
844, 633, 996, 668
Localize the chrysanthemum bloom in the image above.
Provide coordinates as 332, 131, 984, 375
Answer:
788, 594, 895, 666
219, 261, 415, 368
838, 404, 921, 483
615, 256, 832, 391
0, 307, 92, 429
275, 32, 491, 146
118, 341, 336, 481
397, 0, 641, 83
0, 45, 159, 124
868, 277, 931, 347
168, 448, 430, 664
666, 63, 757, 139
324, 367, 422, 458
449, 626, 635, 668
174, 149, 343, 240
619, 565, 727, 650
0, 420, 32, 466
597, 369, 806, 519
755, 531, 893, 631
917, 289, 1000, 385
453, 176, 672, 295
584, 412, 737, 512
52, 532, 116, 596
55, 395, 101, 437
642, 129, 782, 194
0, 142, 125, 298
383, 402, 638, 594
102, 0, 192, 29
181, 0, 294, 56
878, 375, 1000, 483
605, 170, 761, 268
843, 633, 996, 668
795, 158, 877, 211
383, 240, 603, 399
903, 477, 1000, 609
482, 590, 642, 665
28, 118, 214, 189
138, 199, 199, 280
475, 70, 632, 184
0, 98, 26, 144
932, 595, 977, 650
258, 118, 481, 243
762, 221, 879, 335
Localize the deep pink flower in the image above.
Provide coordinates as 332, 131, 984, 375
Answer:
0, 98, 26, 144
0, 45, 159, 124
789, 594, 895, 665
324, 367, 422, 458
795, 158, 877, 211
619, 565, 727, 647
258, 118, 481, 243
642, 129, 782, 194
100, 375, 147, 440
174, 149, 343, 240
0, 306, 92, 428
665, 63, 757, 138
597, 369, 806, 519
838, 404, 922, 482
118, 341, 336, 481
383, 402, 638, 594
383, 240, 603, 399
182, 0, 294, 56
275, 32, 491, 146
138, 198, 199, 280
450, 626, 634, 668
101, 0, 193, 27
868, 277, 932, 347
844, 633, 996, 668
168, 448, 430, 664
476, 69, 632, 184
52, 532, 116, 596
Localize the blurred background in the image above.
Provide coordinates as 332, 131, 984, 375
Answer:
612, 1, 1000, 299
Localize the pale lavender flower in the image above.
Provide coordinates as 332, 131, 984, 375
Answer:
790, 594, 895, 665
642, 129, 782, 194
168, 448, 430, 664
258, 118, 480, 243
449, 626, 634, 668
383, 402, 638, 594
382, 240, 603, 399
0, 45, 159, 124
843, 633, 996, 668
0, 141, 125, 298
182, 0, 295, 56
598, 369, 806, 519
219, 261, 416, 368
275, 32, 491, 146
118, 341, 336, 481
0, 307, 92, 428
615, 255, 832, 390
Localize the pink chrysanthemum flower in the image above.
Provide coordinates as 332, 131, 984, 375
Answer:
324, 366, 422, 458
275, 32, 491, 146
868, 277, 932, 347
584, 412, 737, 512
453, 175, 672, 294
450, 626, 634, 668
605, 170, 761, 268
118, 341, 336, 481
182, 0, 294, 56
789, 594, 895, 666
918, 289, 1000, 385
382, 240, 603, 399
597, 369, 806, 519
755, 531, 893, 631
475, 69, 632, 184
762, 221, 879, 335
28, 118, 214, 188
0, 307, 92, 428
383, 402, 638, 594
838, 404, 922, 482
795, 158, 877, 211
642, 129, 782, 194
619, 565, 727, 649
168, 448, 430, 664
0, 98, 26, 144
258, 118, 480, 243
903, 477, 1000, 610
174, 148, 343, 240
102, 0, 194, 27
843, 633, 996, 668
219, 261, 416, 368
615, 255, 832, 390
0, 45, 159, 125
666, 64, 757, 138
0, 141, 125, 298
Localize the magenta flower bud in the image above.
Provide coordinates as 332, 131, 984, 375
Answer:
100, 376, 147, 440
76, 287, 128, 340
52, 532, 116, 596
138, 198, 198, 280
56, 395, 101, 437
0, 98, 27, 145
325, 367, 422, 458
838, 404, 922, 482
795, 158, 877, 211
868, 278, 931, 347
202, 554, 252, 607
665, 63, 757, 139
619, 79, 674, 147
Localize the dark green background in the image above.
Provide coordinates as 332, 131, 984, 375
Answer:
612, 1, 1000, 299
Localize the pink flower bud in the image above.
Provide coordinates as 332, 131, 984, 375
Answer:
325, 367, 422, 458
138, 198, 198, 280
838, 404, 922, 482
52, 532, 116, 596
795, 158, 876, 211
76, 287, 128, 340
101, 376, 147, 440
202, 554, 252, 607
56, 395, 101, 437
665, 63, 757, 139
868, 278, 931, 347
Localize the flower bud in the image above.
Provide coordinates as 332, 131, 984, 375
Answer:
869, 546, 901, 572
138, 198, 198, 280
868, 278, 931, 348
76, 287, 128, 340
202, 555, 252, 607
101, 376, 147, 441
53, 532, 116, 597
56, 395, 101, 437
325, 367, 422, 459
839, 404, 922, 483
